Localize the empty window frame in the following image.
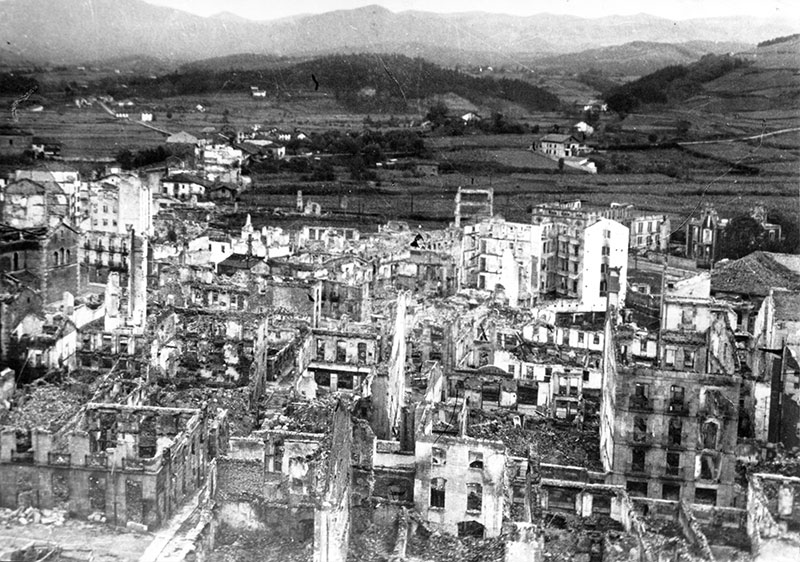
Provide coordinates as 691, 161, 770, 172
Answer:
466, 483, 483, 512
631, 449, 646, 473
668, 418, 683, 447
669, 385, 685, 411
633, 416, 647, 443
468, 451, 484, 470
335, 340, 347, 363
430, 478, 446, 508
666, 452, 681, 476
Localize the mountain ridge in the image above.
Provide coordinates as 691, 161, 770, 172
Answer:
0, 0, 796, 65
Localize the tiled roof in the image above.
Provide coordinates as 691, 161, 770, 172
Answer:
539, 133, 576, 143
711, 251, 800, 297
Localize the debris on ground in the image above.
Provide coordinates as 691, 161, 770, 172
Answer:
347, 521, 396, 561
261, 397, 338, 434
208, 526, 312, 562
152, 385, 255, 436
467, 410, 602, 470
0, 507, 67, 527
0, 383, 87, 431
407, 528, 506, 562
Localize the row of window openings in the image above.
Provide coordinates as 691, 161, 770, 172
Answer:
91, 219, 118, 228
626, 481, 718, 505
431, 449, 484, 469
666, 347, 696, 368
630, 384, 688, 411
524, 366, 593, 382
631, 416, 719, 450
430, 478, 482, 512
83, 334, 129, 354
556, 242, 580, 256
635, 235, 660, 246
85, 242, 126, 252
630, 449, 720, 480
478, 240, 524, 253
200, 291, 246, 308
316, 341, 369, 363
52, 248, 71, 266
636, 222, 659, 234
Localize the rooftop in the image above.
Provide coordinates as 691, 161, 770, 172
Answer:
711, 251, 800, 297
539, 133, 578, 143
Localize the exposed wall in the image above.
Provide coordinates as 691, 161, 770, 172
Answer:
315, 403, 353, 562
413, 434, 506, 537
0, 405, 224, 530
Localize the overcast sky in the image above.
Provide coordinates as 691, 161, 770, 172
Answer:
145, 0, 800, 22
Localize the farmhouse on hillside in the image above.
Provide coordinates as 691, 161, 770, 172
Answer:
532, 133, 590, 158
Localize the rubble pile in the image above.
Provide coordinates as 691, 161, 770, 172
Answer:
752, 450, 800, 478
262, 397, 338, 434
87, 511, 108, 524
407, 529, 505, 562
209, 526, 312, 562
467, 411, 602, 470
0, 507, 67, 527
0, 383, 86, 431
346, 522, 396, 562
154, 386, 254, 435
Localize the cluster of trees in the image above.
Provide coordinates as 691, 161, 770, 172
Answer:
249, 128, 428, 182
717, 211, 799, 260
115, 145, 184, 170
101, 54, 561, 113
0, 73, 38, 95
424, 102, 527, 135
604, 54, 749, 116
757, 33, 800, 48
294, 128, 426, 159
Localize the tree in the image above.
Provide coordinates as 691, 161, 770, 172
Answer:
425, 101, 449, 127
766, 210, 800, 254
361, 143, 384, 166
717, 216, 765, 260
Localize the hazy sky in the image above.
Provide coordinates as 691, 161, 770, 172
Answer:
146, 0, 800, 22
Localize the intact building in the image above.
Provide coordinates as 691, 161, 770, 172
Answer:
80, 174, 152, 283
533, 205, 629, 310
461, 216, 543, 307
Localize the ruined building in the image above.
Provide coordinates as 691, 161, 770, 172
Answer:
604, 273, 746, 507
0, 402, 228, 529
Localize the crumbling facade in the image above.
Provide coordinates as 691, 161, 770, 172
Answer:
0, 403, 227, 529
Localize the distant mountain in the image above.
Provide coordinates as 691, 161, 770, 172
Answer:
529, 41, 753, 76
0, 0, 796, 66
179, 53, 296, 73
79, 54, 175, 73
209, 12, 252, 23
599, 36, 800, 118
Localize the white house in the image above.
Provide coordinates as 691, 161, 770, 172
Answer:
461, 216, 544, 307
532, 134, 590, 158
